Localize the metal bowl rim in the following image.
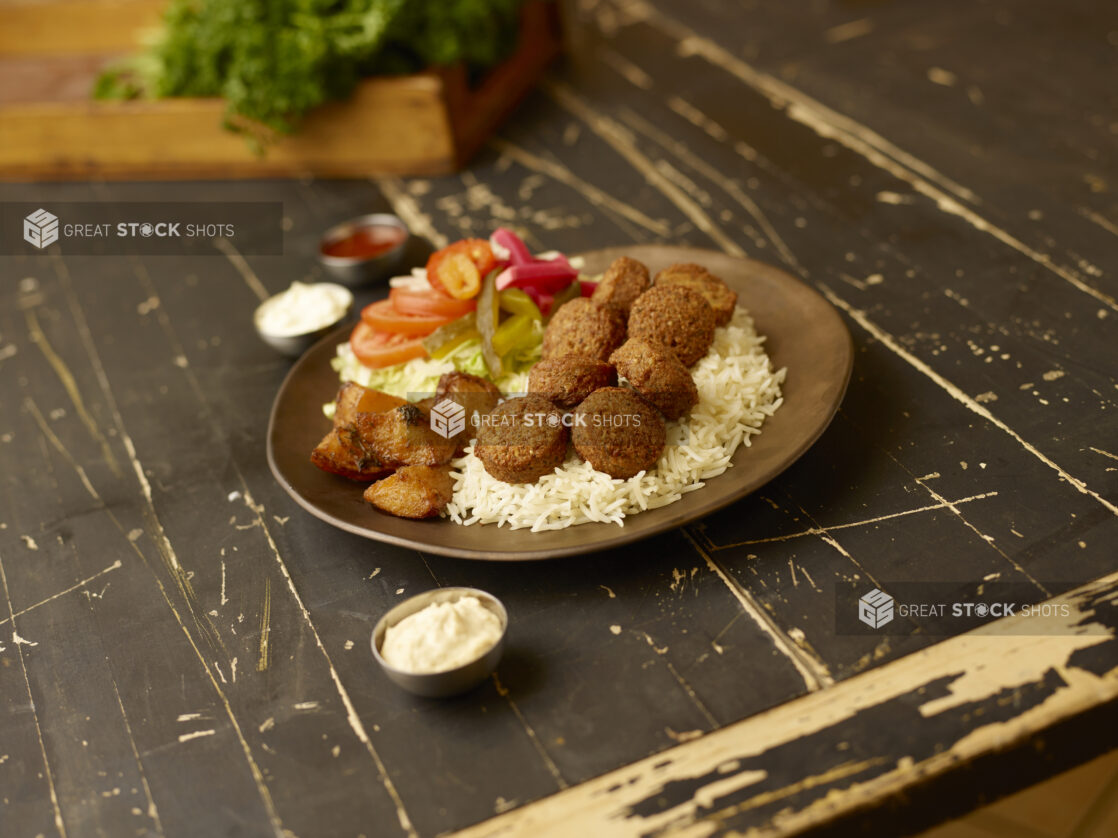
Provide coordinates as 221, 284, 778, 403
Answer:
317, 213, 410, 266
370, 587, 509, 679
252, 283, 354, 339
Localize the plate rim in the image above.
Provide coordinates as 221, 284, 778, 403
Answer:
266, 247, 853, 560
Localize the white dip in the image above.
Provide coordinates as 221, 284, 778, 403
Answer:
256, 281, 351, 336
381, 596, 502, 674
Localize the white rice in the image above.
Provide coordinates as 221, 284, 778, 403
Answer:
445, 306, 784, 530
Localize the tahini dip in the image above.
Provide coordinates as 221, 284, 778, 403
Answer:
256, 281, 351, 336
381, 595, 502, 674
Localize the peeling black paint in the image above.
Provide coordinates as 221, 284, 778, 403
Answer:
623, 669, 1072, 836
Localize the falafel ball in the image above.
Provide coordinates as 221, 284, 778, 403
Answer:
542, 298, 626, 363
528, 355, 618, 409
591, 256, 650, 316
654, 263, 738, 326
609, 338, 698, 420
627, 285, 715, 367
475, 395, 569, 484
572, 387, 666, 479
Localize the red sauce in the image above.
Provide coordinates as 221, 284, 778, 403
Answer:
322, 224, 405, 259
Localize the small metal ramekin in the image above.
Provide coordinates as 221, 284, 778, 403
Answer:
317, 213, 410, 288
371, 587, 508, 698
252, 283, 353, 357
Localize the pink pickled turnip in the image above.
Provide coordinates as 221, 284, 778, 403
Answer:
489, 228, 534, 266
494, 261, 578, 293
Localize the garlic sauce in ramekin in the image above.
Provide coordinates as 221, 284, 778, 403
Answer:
381, 595, 502, 674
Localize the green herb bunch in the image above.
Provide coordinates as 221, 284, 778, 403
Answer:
95, 0, 526, 139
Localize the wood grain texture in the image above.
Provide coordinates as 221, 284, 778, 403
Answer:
446, 572, 1118, 838
0, 0, 164, 56
0, 76, 459, 180
0, 1, 562, 180
0, 0, 1115, 835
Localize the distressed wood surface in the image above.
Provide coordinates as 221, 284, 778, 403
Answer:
0, 1, 1115, 837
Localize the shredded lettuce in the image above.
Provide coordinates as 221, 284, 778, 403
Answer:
328, 325, 538, 410
451, 341, 491, 381
331, 344, 453, 400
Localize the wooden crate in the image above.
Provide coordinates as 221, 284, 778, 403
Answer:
0, 0, 562, 180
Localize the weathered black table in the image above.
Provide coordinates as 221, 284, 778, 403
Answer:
2, 1, 1116, 836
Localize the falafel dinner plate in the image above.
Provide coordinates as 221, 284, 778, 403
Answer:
267, 234, 853, 560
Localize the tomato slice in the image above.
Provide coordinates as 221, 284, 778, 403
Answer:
360, 299, 456, 336
426, 239, 499, 300
389, 287, 477, 319
350, 322, 428, 368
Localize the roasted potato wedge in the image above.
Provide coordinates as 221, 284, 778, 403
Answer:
312, 383, 408, 481
333, 383, 406, 429
310, 429, 393, 482
363, 465, 454, 519
413, 396, 437, 415
353, 404, 457, 467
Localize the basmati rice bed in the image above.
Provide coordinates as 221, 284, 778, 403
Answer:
446, 306, 784, 530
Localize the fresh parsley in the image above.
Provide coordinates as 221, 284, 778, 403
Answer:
95, 0, 527, 140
